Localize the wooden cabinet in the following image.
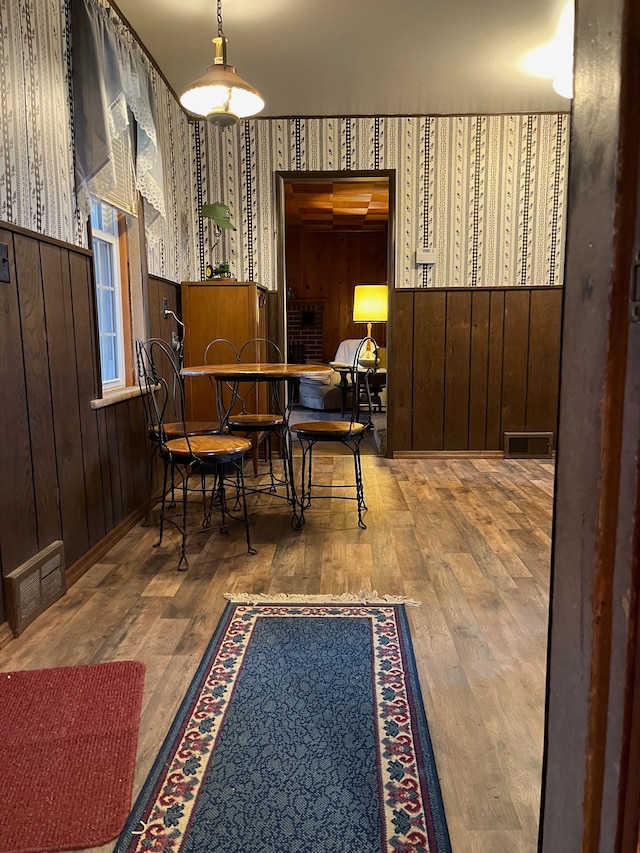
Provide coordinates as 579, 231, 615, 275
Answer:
181, 280, 268, 422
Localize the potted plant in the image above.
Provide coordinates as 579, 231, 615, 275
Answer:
201, 202, 235, 279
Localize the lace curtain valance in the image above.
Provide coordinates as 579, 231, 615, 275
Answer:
71, 0, 165, 237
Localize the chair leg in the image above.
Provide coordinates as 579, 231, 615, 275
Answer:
177, 470, 189, 571
251, 435, 259, 475
215, 468, 229, 533
352, 442, 367, 529
292, 438, 314, 529
154, 457, 170, 548
235, 461, 256, 555
142, 440, 159, 527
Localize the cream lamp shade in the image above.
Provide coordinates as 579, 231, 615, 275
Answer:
353, 284, 388, 365
353, 284, 388, 328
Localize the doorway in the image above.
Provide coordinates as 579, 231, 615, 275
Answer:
275, 170, 396, 451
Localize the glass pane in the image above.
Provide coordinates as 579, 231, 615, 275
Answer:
101, 203, 116, 235
100, 334, 118, 382
93, 240, 113, 287
90, 199, 101, 230
97, 286, 116, 333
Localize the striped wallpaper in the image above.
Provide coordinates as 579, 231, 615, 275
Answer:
1, 0, 568, 292
194, 114, 569, 290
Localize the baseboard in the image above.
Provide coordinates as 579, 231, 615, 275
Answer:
392, 450, 505, 459
65, 501, 152, 589
0, 620, 14, 650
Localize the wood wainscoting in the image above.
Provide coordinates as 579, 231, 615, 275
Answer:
0, 222, 178, 626
389, 286, 563, 453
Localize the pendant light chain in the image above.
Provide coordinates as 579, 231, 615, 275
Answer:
217, 0, 224, 38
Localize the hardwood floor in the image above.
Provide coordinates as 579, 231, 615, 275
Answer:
0, 455, 553, 853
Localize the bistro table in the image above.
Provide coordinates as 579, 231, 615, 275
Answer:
180, 362, 333, 517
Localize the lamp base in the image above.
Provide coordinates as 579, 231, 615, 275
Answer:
358, 349, 376, 368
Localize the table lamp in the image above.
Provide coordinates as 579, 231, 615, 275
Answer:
352, 284, 388, 365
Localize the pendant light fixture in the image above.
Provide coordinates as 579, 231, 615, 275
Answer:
179, 0, 264, 127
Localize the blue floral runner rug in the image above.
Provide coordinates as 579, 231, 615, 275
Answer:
114, 593, 452, 853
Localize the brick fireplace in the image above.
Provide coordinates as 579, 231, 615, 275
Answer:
286, 299, 325, 363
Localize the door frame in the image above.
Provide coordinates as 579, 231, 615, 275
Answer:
274, 169, 396, 455
539, 0, 640, 848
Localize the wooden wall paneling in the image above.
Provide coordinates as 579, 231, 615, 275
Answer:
96, 408, 115, 533
116, 401, 137, 517
340, 234, 360, 350
413, 291, 446, 450
526, 287, 563, 435
147, 275, 163, 341
40, 242, 90, 567
69, 251, 107, 548
0, 229, 38, 597
127, 396, 150, 508
148, 276, 180, 345
360, 231, 388, 283
324, 235, 344, 361
486, 290, 506, 449
444, 290, 472, 450
389, 291, 414, 451
468, 290, 491, 450
105, 405, 124, 525
161, 276, 173, 339
502, 289, 531, 435
14, 234, 61, 551
285, 231, 388, 362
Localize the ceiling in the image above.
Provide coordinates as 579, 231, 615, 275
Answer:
285, 180, 389, 231
115, 0, 573, 118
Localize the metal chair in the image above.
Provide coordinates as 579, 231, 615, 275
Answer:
137, 338, 255, 569
203, 337, 240, 430
290, 337, 378, 529
226, 338, 289, 490
137, 338, 223, 520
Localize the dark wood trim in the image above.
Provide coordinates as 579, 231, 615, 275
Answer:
399, 285, 563, 293
0, 622, 14, 651
277, 169, 397, 184
0, 218, 93, 254
539, 0, 640, 849
392, 450, 504, 459
148, 273, 181, 288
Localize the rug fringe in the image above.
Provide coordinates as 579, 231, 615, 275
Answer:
223, 590, 422, 606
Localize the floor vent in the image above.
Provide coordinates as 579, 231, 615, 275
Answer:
5, 541, 66, 635
504, 431, 554, 459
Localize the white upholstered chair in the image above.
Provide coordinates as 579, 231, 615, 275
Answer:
297, 339, 386, 412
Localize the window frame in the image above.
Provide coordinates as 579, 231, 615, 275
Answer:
90, 198, 135, 390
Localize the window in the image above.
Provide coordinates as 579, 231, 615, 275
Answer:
91, 198, 132, 388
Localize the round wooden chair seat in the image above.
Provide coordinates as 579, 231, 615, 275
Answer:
291, 420, 367, 438
164, 434, 252, 460
163, 421, 219, 437
228, 413, 284, 429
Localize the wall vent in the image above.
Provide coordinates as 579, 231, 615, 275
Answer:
5, 541, 66, 635
504, 431, 554, 459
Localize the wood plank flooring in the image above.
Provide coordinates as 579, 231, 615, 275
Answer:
0, 454, 553, 853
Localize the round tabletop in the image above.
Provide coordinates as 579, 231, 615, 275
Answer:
180, 362, 333, 380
